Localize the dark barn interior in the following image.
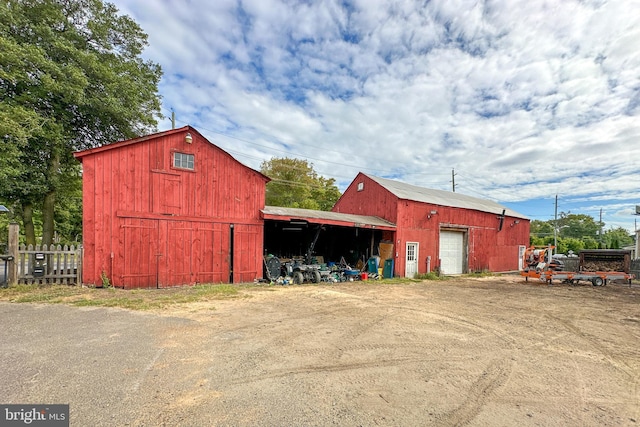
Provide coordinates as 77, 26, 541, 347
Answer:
263, 220, 389, 267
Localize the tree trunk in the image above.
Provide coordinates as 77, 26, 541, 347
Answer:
41, 149, 61, 247
22, 202, 36, 246
42, 190, 56, 246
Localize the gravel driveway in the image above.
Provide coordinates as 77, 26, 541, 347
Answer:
1, 277, 639, 426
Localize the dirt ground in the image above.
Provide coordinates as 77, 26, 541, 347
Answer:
2, 275, 640, 426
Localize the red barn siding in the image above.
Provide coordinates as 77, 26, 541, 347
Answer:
334, 172, 530, 276
333, 174, 399, 223
75, 126, 268, 289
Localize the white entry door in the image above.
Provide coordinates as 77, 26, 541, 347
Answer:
518, 245, 527, 271
405, 242, 419, 278
439, 231, 464, 274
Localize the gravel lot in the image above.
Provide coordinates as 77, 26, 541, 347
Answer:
1, 276, 639, 426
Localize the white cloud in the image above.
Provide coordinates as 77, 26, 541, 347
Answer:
109, 0, 640, 232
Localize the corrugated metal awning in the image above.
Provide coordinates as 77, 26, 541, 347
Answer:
261, 206, 396, 231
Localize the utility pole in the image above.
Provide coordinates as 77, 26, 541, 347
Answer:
554, 194, 558, 254
451, 169, 456, 192
599, 208, 603, 248
171, 111, 176, 129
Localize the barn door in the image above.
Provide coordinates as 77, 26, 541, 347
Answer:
158, 221, 231, 287
161, 221, 192, 287
191, 223, 229, 284
439, 231, 465, 275
121, 219, 159, 289
405, 242, 419, 278
233, 224, 261, 283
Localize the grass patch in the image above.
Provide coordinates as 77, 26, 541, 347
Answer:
371, 277, 423, 284
465, 270, 495, 278
0, 284, 82, 303
0, 283, 242, 311
414, 272, 449, 281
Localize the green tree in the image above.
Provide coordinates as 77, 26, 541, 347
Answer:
0, 0, 162, 245
557, 237, 585, 254
582, 236, 600, 249
530, 220, 554, 239
260, 157, 342, 211
557, 213, 602, 240
602, 227, 633, 249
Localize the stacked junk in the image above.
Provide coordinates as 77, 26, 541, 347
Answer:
263, 241, 395, 285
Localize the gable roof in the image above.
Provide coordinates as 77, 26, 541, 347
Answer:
73, 125, 269, 182
363, 173, 528, 220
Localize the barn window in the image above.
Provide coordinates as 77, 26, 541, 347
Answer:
173, 152, 194, 170
357, 182, 364, 191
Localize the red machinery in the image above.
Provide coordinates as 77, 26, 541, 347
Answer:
521, 245, 559, 274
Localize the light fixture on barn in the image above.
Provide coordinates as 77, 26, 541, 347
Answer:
510, 220, 520, 227
427, 210, 437, 219
185, 132, 193, 144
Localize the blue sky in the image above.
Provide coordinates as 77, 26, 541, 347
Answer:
111, 0, 640, 234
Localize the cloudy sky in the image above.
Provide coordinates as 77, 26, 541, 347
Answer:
111, 0, 640, 234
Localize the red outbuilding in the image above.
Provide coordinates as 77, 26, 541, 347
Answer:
332, 173, 530, 276
73, 126, 270, 289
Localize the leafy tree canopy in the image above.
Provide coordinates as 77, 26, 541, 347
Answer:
0, 0, 162, 245
529, 220, 554, 237
602, 227, 634, 249
556, 213, 602, 240
530, 212, 634, 252
260, 157, 342, 211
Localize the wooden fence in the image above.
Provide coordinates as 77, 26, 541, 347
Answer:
15, 244, 82, 285
4, 223, 82, 286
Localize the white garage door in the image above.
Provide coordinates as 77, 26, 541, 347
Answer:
439, 231, 464, 274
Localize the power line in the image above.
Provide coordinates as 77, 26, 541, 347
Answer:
162, 109, 455, 179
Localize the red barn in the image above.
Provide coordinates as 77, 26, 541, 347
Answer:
332, 173, 530, 276
73, 126, 269, 289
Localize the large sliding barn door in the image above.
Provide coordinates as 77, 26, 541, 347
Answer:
163, 221, 192, 286
232, 224, 261, 283
120, 218, 246, 287
191, 223, 229, 284
121, 218, 159, 289
159, 221, 231, 287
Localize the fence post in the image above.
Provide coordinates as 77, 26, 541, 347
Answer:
8, 223, 19, 286
77, 246, 83, 286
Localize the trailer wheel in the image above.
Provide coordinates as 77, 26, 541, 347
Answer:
293, 271, 304, 285
592, 277, 604, 287
311, 270, 321, 283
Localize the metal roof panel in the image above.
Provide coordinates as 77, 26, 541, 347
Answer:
261, 206, 396, 229
364, 174, 528, 219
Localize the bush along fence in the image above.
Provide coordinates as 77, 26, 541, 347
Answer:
4, 223, 82, 286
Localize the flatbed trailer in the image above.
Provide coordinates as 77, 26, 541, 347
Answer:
521, 270, 635, 286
